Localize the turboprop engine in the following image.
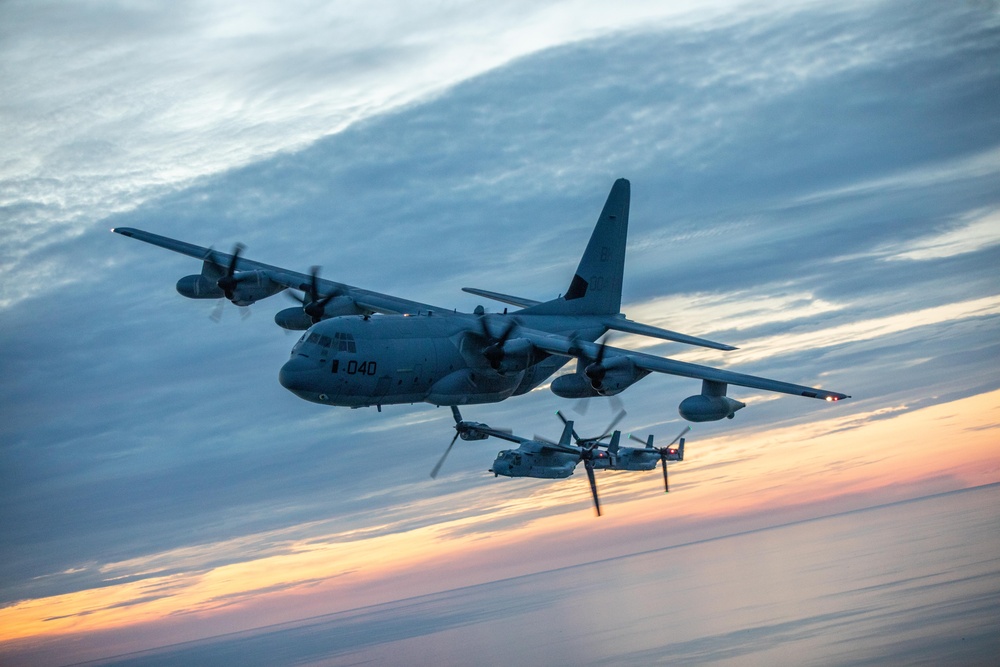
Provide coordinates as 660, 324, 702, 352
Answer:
274, 297, 365, 330
678, 380, 746, 422
551, 355, 648, 398
488, 337, 535, 375
176, 245, 285, 306
176, 270, 284, 305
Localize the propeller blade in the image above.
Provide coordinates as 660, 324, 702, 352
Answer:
584, 460, 601, 516
309, 266, 321, 303
628, 433, 647, 445
597, 408, 627, 440
216, 243, 246, 300
451, 406, 463, 424
533, 434, 559, 446
431, 432, 460, 479
203, 247, 225, 274
209, 299, 225, 322
226, 243, 244, 276
667, 426, 691, 447
497, 318, 517, 344
661, 452, 669, 493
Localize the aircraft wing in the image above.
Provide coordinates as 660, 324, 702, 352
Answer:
461, 287, 541, 309
600, 316, 737, 351
112, 227, 450, 315
474, 427, 532, 446
463, 289, 736, 351
519, 329, 850, 401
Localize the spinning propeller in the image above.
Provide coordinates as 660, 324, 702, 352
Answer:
289, 266, 344, 324
476, 315, 518, 371
204, 244, 245, 301
430, 407, 510, 479
629, 426, 691, 492
567, 332, 614, 392
556, 406, 627, 447
532, 429, 606, 517
204, 244, 250, 321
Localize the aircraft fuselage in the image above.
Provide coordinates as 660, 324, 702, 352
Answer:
278, 313, 604, 408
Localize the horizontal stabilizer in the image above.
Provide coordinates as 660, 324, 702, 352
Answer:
603, 317, 737, 351
462, 287, 541, 309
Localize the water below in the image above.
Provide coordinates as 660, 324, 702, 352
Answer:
97, 484, 1000, 666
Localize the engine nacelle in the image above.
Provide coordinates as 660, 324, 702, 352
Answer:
678, 395, 745, 422
176, 274, 224, 299
550, 373, 601, 399
224, 270, 285, 306
586, 356, 648, 396
493, 338, 535, 375
274, 307, 314, 331
274, 297, 365, 330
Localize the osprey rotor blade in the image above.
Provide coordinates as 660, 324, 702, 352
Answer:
584, 459, 601, 517
661, 452, 670, 493
667, 426, 691, 447
431, 431, 461, 479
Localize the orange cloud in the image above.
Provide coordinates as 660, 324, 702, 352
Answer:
2, 390, 998, 656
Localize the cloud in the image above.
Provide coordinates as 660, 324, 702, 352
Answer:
2, 1, 999, 661
885, 208, 1000, 261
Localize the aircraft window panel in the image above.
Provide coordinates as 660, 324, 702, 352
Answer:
339, 340, 348, 351
307, 333, 321, 344
319, 335, 332, 348
348, 342, 356, 353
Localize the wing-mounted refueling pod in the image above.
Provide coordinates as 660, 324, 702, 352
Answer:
678, 380, 745, 422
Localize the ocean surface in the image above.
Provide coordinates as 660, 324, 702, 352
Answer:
92, 484, 1000, 666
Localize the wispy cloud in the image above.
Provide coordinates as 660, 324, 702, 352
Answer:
2, 1, 999, 662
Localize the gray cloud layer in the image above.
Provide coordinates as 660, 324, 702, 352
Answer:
1, 0, 998, 615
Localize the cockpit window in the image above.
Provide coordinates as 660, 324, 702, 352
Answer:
307, 333, 321, 345
333, 332, 357, 353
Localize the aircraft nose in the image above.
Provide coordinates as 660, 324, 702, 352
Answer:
278, 356, 316, 392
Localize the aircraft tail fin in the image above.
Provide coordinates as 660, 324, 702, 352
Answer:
521, 179, 630, 316
559, 420, 575, 448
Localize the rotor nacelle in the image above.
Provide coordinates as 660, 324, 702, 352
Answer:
458, 421, 491, 440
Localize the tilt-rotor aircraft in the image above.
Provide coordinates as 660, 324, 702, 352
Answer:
434, 407, 692, 516
113, 179, 849, 419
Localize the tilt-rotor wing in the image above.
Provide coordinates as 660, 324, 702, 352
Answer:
112, 227, 450, 315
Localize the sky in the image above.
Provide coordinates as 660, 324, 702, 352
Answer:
1, 0, 999, 664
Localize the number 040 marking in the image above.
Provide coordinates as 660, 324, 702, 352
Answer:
347, 360, 377, 375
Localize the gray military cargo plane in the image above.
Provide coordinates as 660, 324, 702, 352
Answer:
113, 178, 849, 419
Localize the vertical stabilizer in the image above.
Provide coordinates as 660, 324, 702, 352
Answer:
521, 179, 630, 315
